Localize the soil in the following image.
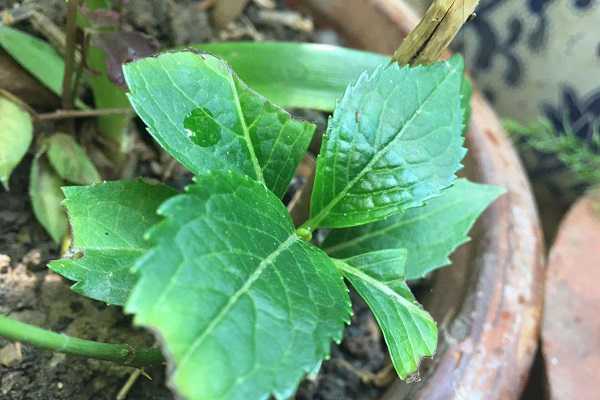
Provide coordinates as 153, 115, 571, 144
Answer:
0, 159, 172, 400
0, 1, 391, 399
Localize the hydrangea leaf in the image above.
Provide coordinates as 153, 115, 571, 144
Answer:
308, 55, 466, 229
0, 26, 86, 108
123, 51, 315, 198
335, 249, 437, 379
126, 171, 351, 400
324, 179, 505, 279
49, 179, 176, 305
0, 26, 65, 98
461, 75, 473, 132
46, 133, 101, 185
29, 156, 67, 244
0, 95, 33, 189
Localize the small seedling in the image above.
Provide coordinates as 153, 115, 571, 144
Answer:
46, 50, 504, 400
0, 39, 503, 398
0, 0, 135, 243
0, 0, 505, 397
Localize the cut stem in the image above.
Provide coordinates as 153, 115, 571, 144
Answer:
0, 314, 164, 367
392, 0, 479, 65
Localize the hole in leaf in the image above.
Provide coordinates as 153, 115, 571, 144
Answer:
183, 107, 222, 147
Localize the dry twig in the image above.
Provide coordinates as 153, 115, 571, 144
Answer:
393, 0, 479, 65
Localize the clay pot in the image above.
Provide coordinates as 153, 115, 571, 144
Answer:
289, 1, 545, 399
542, 191, 600, 400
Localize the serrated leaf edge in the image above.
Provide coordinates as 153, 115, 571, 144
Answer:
126, 171, 352, 400
335, 259, 437, 378
309, 56, 466, 229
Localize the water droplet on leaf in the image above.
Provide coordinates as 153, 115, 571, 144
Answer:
183, 107, 222, 147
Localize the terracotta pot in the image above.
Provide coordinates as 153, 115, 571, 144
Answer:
289, 1, 546, 399
542, 191, 600, 400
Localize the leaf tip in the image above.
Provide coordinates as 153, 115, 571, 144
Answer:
1, 176, 9, 191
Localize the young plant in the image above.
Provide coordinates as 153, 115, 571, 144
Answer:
46, 50, 504, 399
0, 89, 100, 243
2, 46, 505, 399
0, 0, 155, 243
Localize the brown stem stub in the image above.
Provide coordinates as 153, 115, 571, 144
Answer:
392, 0, 479, 66
35, 108, 132, 121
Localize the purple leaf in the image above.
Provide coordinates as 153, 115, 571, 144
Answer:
93, 31, 159, 87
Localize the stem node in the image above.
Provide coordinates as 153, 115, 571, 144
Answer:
0, 314, 164, 367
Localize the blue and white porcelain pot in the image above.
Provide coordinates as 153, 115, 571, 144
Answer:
408, 0, 600, 200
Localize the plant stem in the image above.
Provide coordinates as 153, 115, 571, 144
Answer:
0, 314, 164, 367
0, 89, 37, 116
71, 33, 90, 103
36, 108, 132, 121
392, 0, 480, 65
62, 0, 80, 110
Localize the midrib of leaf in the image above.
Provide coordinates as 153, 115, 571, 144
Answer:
79, 247, 145, 254
229, 77, 264, 183
175, 233, 297, 369
335, 261, 427, 328
305, 62, 459, 230
323, 197, 466, 255
156, 58, 264, 184
334, 260, 435, 363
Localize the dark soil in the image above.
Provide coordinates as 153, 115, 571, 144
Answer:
0, 1, 391, 399
0, 160, 172, 400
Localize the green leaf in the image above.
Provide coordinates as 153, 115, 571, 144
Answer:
0, 25, 88, 109
324, 179, 505, 279
29, 156, 68, 244
308, 55, 466, 229
0, 27, 86, 109
335, 250, 437, 379
80, 0, 132, 155
196, 42, 389, 112
46, 133, 101, 185
87, 46, 132, 153
0, 26, 65, 98
124, 51, 315, 198
126, 171, 351, 400
49, 179, 176, 305
506, 118, 600, 187
461, 76, 473, 131
0, 96, 33, 189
